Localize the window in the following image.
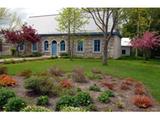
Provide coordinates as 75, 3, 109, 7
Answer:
19, 43, 25, 51
60, 40, 65, 51
122, 49, 126, 54
44, 41, 49, 51
77, 41, 84, 52
94, 40, 100, 52
32, 42, 37, 52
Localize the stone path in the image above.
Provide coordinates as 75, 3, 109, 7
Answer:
0, 56, 51, 63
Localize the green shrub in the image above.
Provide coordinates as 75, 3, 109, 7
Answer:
48, 66, 64, 77
87, 73, 102, 80
56, 95, 75, 111
89, 84, 101, 92
0, 87, 16, 108
10, 48, 16, 56
85, 104, 97, 111
22, 105, 51, 112
0, 66, 7, 75
103, 90, 114, 97
98, 91, 110, 103
24, 76, 57, 95
74, 92, 92, 106
60, 53, 69, 58
17, 70, 32, 78
4, 97, 26, 111
37, 95, 49, 106
60, 106, 87, 112
32, 52, 42, 57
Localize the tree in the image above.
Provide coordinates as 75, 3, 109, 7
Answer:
1, 24, 40, 56
56, 8, 88, 60
84, 8, 121, 65
131, 31, 160, 60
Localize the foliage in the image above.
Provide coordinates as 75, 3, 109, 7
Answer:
98, 91, 110, 103
74, 91, 92, 106
0, 87, 16, 108
10, 48, 16, 56
120, 82, 130, 90
24, 76, 56, 95
101, 82, 114, 90
116, 101, 124, 109
91, 68, 102, 74
72, 67, 87, 83
0, 66, 7, 75
87, 73, 102, 80
0, 74, 16, 86
22, 105, 51, 112
37, 95, 49, 106
60, 80, 72, 89
48, 66, 64, 77
134, 86, 145, 95
89, 84, 101, 92
4, 97, 26, 111
131, 31, 160, 60
32, 52, 42, 57
60, 106, 87, 112
133, 95, 153, 108
17, 69, 32, 78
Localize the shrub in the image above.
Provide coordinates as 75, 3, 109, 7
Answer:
98, 90, 114, 103
0, 87, 16, 108
134, 87, 145, 95
37, 95, 49, 106
22, 105, 51, 112
0, 66, 7, 75
133, 95, 153, 108
72, 68, 87, 83
32, 52, 42, 57
120, 82, 130, 90
74, 91, 92, 106
59, 53, 69, 58
89, 84, 101, 92
60, 106, 87, 112
24, 76, 56, 95
87, 73, 102, 80
48, 66, 64, 77
56, 95, 75, 111
91, 68, 102, 74
10, 48, 16, 56
116, 101, 124, 109
101, 82, 114, 90
123, 78, 133, 86
85, 104, 97, 111
60, 80, 72, 89
4, 97, 26, 111
0, 74, 16, 86
17, 70, 32, 78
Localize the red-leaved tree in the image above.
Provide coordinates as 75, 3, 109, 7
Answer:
131, 31, 160, 60
1, 24, 40, 56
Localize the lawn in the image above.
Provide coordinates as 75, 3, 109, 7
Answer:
3, 58, 160, 102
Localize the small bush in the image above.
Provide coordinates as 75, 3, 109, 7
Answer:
87, 73, 102, 80
116, 101, 124, 109
134, 87, 145, 95
56, 95, 75, 111
98, 90, 114, 103
4, 97, 26, 111
60, 106, 87, 112
59, 53, 69, 58
60, 80, 72, 89
17, 70, 32, 78
86, 104, 97, 111
32, 52, 42, 57
24, 76, 56, 95
123, 78, 133, 86
22, 105, 51, 112
74, 91, 92, 106
120, 82, 130, 90
101, 82, 114, 90
37, 96, 49, 106
10, 48, 16, 56
89, 84, 101, 92
133, 95, 153, 108
0, 87, 16, 108
48, 66, 64, 77
91, 68, 102, 74
0, 66, 7, 75
0, 74, 16, 86
72, 68, 87, 83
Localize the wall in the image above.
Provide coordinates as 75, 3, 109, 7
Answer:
121, 46, 131, 56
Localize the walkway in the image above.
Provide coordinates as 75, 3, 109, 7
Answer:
0, 56, 51, 63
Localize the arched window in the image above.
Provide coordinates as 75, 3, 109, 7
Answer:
44, 41, 49, 51
32, 42, 37, 52
60, 40, 65, 51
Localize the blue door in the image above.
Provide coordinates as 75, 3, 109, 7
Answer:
51, 41, 57, 56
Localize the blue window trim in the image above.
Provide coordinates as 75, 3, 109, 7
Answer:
60, 40, 65, 52
32, 42, 38, 52
44, 41, 49, 51
77, 40, 84, 52
93, 39, 101, 53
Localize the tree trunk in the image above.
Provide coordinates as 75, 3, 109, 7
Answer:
102, 37, 109, 65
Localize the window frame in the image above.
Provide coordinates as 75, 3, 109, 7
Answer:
60, 40, 66, 52
77, 40, 84, 53
44, 40, 49, 52
32, 42, 38, 52
93, 39, 101, 53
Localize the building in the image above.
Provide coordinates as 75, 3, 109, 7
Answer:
121, 38, 131, 56
0, 14, 122, 59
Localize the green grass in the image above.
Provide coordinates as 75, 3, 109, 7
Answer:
2, 58, 160, 102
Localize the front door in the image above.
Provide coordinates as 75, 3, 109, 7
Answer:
51, 41, 57, 56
